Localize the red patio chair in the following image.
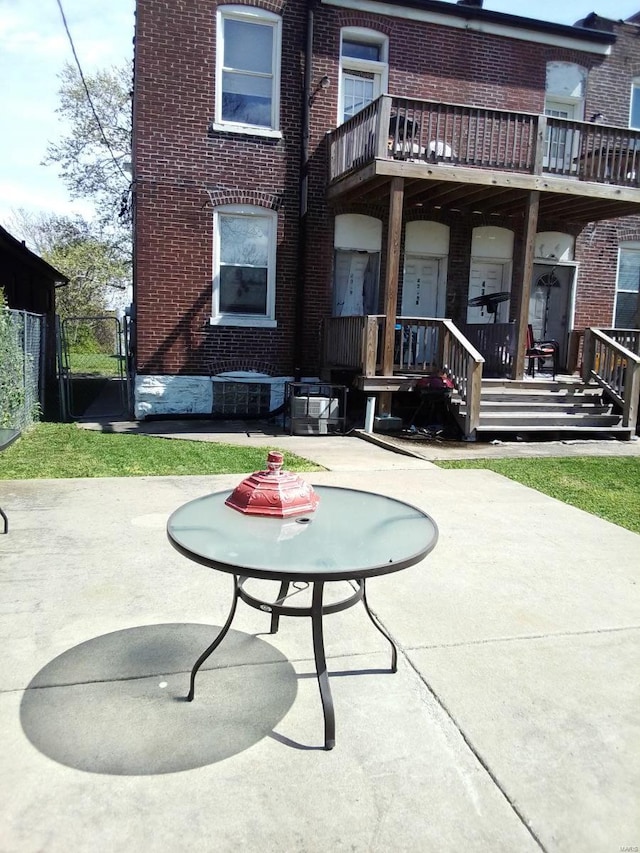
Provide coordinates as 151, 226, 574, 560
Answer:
525, 324, 558, 379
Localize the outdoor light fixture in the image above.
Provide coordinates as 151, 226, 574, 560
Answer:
309, 75, 331, 105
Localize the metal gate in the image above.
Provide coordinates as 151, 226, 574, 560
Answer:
57, 316, 131, 421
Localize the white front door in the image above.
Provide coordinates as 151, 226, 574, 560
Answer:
401, 255, 445, 317
467, 262, 509, 323
400, 255, 446, 364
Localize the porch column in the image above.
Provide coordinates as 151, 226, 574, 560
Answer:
512, 190, 540, 379
379, 176, 404, 414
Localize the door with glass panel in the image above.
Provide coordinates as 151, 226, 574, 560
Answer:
545, 100, 577, 173
339, 36, 387, 124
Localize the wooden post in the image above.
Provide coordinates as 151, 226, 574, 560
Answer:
512, 190, 539, 379
623, 358, 640, 429
362, 315, 379, 377
533, 115, 547, 175
376, 96, 393, 160
379, 177, 404, 414
581, 328, 594, 383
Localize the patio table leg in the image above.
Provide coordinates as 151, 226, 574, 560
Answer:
186, 573, 239, 701
362, 579, 398, 672
270, 580, 290, 634
311, 581, 335, 750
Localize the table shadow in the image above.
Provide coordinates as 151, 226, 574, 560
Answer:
20, 623, 297, 776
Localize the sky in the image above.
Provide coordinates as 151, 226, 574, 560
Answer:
1, 0, 640, 235
0, 0, 135, 231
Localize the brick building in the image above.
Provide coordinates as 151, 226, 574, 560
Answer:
131, 0, 640, 422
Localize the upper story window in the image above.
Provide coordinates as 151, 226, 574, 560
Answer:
630, 79, 640, 129
214, 6, 282, 136
615, 243, 640, 327
339, 28, 388, 125
211, 205, 277, 327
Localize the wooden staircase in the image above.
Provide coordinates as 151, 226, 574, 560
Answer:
452, 377, 635, 439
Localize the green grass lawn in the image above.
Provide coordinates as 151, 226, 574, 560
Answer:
0, 423, 321, 479
436, 456, 640, 534
67, 352, 124, 377
2, 424, 638, 536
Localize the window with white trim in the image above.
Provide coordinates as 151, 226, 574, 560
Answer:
615, 243, 640, 327
215, 6, 281, 134
339, 28, 388, 125
630, 79, 640, 129
212, 206, 277, 327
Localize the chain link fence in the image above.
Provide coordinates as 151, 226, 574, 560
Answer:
0, 309, 44, 440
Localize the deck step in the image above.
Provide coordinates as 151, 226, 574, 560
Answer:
475, 413, 622, 428
476, 391, 604, 403
477, 401, 612, 414
473, 425, 633, 436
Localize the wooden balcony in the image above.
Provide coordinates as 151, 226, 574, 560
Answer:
327, 96, 640, 222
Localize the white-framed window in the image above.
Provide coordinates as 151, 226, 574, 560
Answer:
339, 28, 388, 125
615, 243, 640, 327
211, 205, 277, 327
630, 79, 640, 129
214, 6, 282, 136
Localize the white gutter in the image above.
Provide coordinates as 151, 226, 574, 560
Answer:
321, 0, 612, 55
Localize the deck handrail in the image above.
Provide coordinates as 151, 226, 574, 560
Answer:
439, 319, 485, 438
328, 95, 640, 188
582, 328, 640, 428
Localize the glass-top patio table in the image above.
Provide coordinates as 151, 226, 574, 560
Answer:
167, 485, 438, 749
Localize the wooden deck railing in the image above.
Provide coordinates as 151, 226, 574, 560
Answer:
599, 328, 640, 355
328, 95, 640, 188
582, 328, 640, 428
321, 315, 370, 370
459, 322, 515, 377
322, 315, 485, 437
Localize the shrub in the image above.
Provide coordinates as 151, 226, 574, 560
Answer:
0, 291, 26, 429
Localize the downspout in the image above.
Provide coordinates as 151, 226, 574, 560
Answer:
293, 0, 315, 380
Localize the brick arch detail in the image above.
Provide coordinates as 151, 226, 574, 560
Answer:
205, 189, 282, 210
616, 222, 640, 242
216, 0, 284, 16
335, 12, 394, 37
209, 358, 280, 377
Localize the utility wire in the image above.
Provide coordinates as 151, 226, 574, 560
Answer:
55, 0, 129, 186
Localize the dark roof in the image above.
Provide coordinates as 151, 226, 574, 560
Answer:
0, 225, 69, 285
366, 0, 616, 45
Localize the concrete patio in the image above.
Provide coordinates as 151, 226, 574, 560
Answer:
0, 434, 638, 852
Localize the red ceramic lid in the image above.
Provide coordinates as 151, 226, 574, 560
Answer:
225, 451, 319, 518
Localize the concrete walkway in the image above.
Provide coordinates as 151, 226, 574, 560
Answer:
77, 413, 640, 465
1, 424, 639, 852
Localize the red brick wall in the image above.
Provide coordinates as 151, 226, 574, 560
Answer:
133, 0, 305, 376
133, 1, 637, 383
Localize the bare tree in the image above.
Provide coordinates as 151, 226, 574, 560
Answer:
43, 62, 132, 232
